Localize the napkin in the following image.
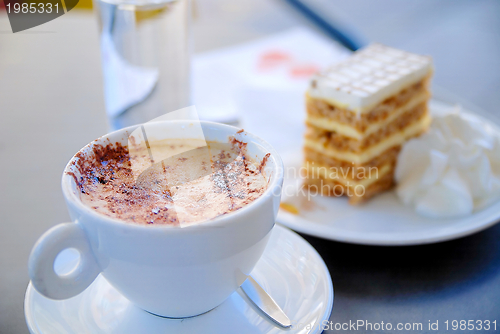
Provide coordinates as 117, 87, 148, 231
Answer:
193, 26, 350, 154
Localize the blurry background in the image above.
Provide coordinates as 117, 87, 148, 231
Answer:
1, 0, 499, 332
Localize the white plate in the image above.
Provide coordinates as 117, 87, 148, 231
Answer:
277, 100, 500, 246
25, 225, 333, 334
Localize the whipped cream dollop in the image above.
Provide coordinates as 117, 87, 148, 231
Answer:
395, 107, 500, 218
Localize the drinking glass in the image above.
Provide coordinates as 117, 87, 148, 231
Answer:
93, 0, 191, 130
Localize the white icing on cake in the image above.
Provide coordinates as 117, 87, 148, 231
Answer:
308, 43, 432, 114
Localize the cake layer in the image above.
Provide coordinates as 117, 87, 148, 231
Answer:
306, 77, 429, 138
308, 43, 432, 114
304, 163, 392, 188
305, 101, 428, 153
304, 113, 431, 164
304, 145, 400, 179
303, 166, 395, 204
307, 86, 429, 140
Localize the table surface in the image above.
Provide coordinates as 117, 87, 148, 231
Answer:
1, 1, 499, 333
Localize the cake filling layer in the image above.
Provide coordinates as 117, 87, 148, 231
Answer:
306, 101, 428, 152
304, 163, 392, 187
304, 113, 431, 164
304, 145, 400, 172
303, 167, 395, 204
306, 77, 429, 134
307, 90, 429, 140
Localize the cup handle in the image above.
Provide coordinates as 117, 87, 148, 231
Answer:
28, 222, 101, 300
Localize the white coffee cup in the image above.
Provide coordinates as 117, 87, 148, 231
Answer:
28, 121, 283, 318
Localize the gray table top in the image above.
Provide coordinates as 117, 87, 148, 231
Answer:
1, 1, 499, 333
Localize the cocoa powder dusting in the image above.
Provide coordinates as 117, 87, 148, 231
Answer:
69, 138, 269, 226
259, 153, 271, 172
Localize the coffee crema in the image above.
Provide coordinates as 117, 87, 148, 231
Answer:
70, 137, 270, 226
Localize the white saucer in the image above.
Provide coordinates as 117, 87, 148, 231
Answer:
277, 100, 500, 246
25, 225, 333, 334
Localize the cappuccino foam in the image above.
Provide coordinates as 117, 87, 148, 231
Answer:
70, 137, 269, 226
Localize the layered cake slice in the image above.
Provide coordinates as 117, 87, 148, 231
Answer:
304, 44, 432, 204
